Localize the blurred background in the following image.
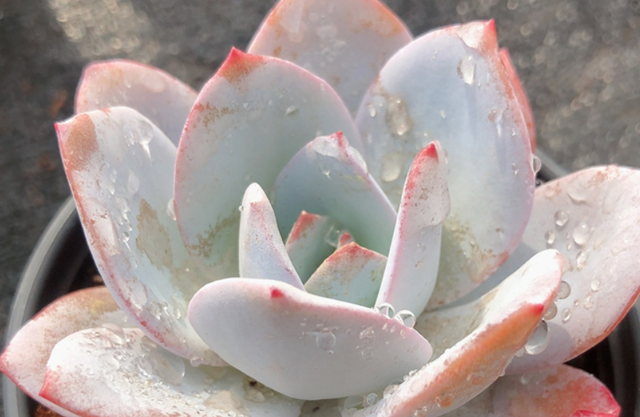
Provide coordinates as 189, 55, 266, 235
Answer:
1, 0, 639, 411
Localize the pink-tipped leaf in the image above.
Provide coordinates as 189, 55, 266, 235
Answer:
56, 107, 222, 366
305, 242, 387, 307
446, 365, 620, 417
239, 183, 304, 289
0, 287, 127, 417
272, 132, 396, 255
41, 328, 302, 417
248, 0, 412, 113
507, 166, 640, 374
376, 142, 449, 316
285, 211, 336, 283
76, 60, 197, 145
356, 249, 564, 417
189, 278, 432, 400
175, 49, 361, 278
355, 21, 535, 309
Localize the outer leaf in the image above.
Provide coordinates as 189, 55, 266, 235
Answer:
56, 107, 222, 366
305, 242, 387, 307
272, 132, 396, 255
357, 250, 564, 417
355, 21, 535, 309
285, 211, 336, 283
0, 287, 127, 417
376, 142, 449, 315
508, 166, 640, 373
175, 49, 361, 277
445, 365, 620, 417
248, 0, 412, 113
189, 278, 433, 400
41, 328, 302, 417
415, 250, 565, 361
75, 60, 197, 145
239, 183, 304, 290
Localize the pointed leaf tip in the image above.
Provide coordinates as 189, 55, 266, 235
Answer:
219, 48, 266, 86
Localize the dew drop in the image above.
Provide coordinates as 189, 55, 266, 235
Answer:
367, 104, 377, 118
127, 170, 140, 195
524, 320, 550, 355
435, 393, 454, 409
324, 223, 342, 247
561, 308, 572, 323
385, 97, 413, 136
576, 251, 588, 271
359, 326, 375, 344
393, 310, 416, 328
520, 374, 533, 385
512, 163, 519, 176
583, 295, 594, 310
544, 230, 555, 247
557, 281, 571, 299
148, 347, 186, 385
99, 352, 121, 370
381, 153, 403, 183
166, 198, 176, 220
285, 105, 299, 116
543, 302, 558, 320
567, 179, 587, 203
439, 110, 447, 119
572, 222, 591, 246
590, 279, 601, 292
554, 210, 569, 228
344, 395, 364, 409
375, 303, 395, 318
365, 393, 379, 406
121, 231, 130, 243
457, 56, 476, 85
361, 346, 374, 360
531, 155, 542, 174
316, 328, 337, 351
101, 323, 126, 345
466, 372, 483, 385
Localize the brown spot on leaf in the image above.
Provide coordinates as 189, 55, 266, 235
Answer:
136, 199, 173, 269
60, 114, 97, 172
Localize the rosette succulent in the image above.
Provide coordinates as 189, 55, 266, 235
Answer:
3, 1, 640, 416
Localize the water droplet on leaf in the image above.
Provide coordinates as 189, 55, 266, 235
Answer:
524, 320, 550, 355
457, 56, 476, 85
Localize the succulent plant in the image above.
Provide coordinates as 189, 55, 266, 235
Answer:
2, 0, 640, 416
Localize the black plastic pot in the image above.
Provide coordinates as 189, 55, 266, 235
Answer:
3, 152, 640, 417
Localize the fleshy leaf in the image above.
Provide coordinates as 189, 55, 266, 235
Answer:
416, 249, 565, 361
272, 132, 396, 255
56, 107, 222, 366
376, 142, 449, 315
41, 328, 302, 417
239, 183, 304, 290
175, 49, 361, 277
248, 0, 412, 113
355, 21, 535, 309
0, 287, 127, 417
445, 365, 620, 417
305, 242, 386, 307
189, 278, 432, 400
357, 250, 563, 417
507, 166, 640, 373
285, 211, 336, 283
75, 60, 197, 145
499, 48, 536, 152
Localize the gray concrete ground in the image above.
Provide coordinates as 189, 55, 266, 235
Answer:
1, 0, 640, 413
